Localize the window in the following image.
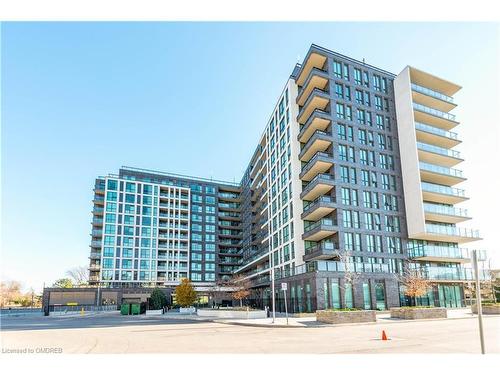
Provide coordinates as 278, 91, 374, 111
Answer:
333, 60, 342, 78
335, 83, 344, 98
355, 89, 363, 104
344, 232, 354, 251
336, 103, 345, 119
361, 170, 370, 186
105, 213, 116, 223
359, 129, 367, 145
340, 166, 349, 183
343, 64, 349, 80
360, 149, 368, 165
346, 105, 352, 121
363, 71, 369, 87
125, 193, 135, 203
104, 224, 116, 234
107, 179, 118, 191
376, 114, 384, 130
205, 273, 215, 281
106, 191, 117, 202
373, 74, 382, 91
375, 96, 382, 110
354, 68, 362, 85
337, 123, 346, 140
338, 145, 348, 161
103, 258, 113, 269
364, 92, 371, 106
357, 109, 366, 124
125, 182, 136, 193
143, 184, 152, 195
191, 273, 202, 281
348, 146, 355, 162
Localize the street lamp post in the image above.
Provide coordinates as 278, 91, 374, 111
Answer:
472, 250, 485, 354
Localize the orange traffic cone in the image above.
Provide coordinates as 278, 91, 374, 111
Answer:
381, 330, 388, 340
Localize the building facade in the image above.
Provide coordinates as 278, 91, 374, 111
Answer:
88, 44, 488, 311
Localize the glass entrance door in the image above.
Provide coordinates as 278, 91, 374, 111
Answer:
438, 285, 463, 308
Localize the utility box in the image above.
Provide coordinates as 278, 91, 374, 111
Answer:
120, 304, 131, 315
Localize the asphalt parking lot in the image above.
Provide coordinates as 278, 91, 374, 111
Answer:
1, 312, 499, 354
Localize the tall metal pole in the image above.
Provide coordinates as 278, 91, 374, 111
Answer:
283, 288, 288, 325
472, 250, 485, 354
271, 265, 276, 323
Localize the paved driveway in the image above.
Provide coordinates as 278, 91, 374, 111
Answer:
1, 312, 498, 354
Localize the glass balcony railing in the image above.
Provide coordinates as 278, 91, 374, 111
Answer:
425, 224, 480, 239
414, 121, 458, 140
419, 162, 464, 178
417, 142, 461, 159
421, 182, 466, 198
301, 152, 333, 175
305, 241, 338, 255
413, 102, 456, 121
418, 266, 489, 281
304, 218, 335, 232
303, 196, 336, 212
408, 245, 470, 260
411, 83, 454, 104
423, 203, 469, 217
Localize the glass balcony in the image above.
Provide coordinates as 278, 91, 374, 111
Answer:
413, 102, 456, 121
423, 203, 469, 218
303, 218, 337, 241
411, 83, 454, 104
419, 266, 489, 281
425, 223, 480, 239
417, 142, 461, 159
408, 245, 470, 261
299, 130, 332, 162
415, 122, 458, 141
300, 173, 335, 201
421, 182, 465, 198
419, 162, 464, 178
300, 151, 334, 181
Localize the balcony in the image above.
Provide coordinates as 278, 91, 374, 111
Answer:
299, 152, 334, 181
303, 242, 339, 262
299, 130, 332, 162
408, 245, 471, 263
89, 251, 101, 259
295, 51, 328, 87
89, 264, 101, 271
419, 266, 489, 281
301, 195, 336, 221
411, 83, 456, 112
413, 102, 459, 131
300, 173, 335, 201
302, 218, 337, 241
297, 67, 329, 106
90, 240, 101, 248
417, 142, 463, 167
414, 122, 461, 149
419, 162, 466, 186
298, 110, 331, 146
297, 88, 330, 125
421, 182, 468, 205
424, 223, 481, 243
424, 203, 471, 224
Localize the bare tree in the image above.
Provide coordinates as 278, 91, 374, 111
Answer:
208, 278, 232, 307
0, 280, 23, 307
397, 265, 431, 306
338, 250, 360, 308
66, 266, 89, 286
229, 275, 251, 307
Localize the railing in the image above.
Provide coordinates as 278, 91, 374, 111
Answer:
408, 245, 470, 260
300, 152, 333, 176
423, 203, 469, 217
419, 162, 464, 178
300, 130, 330, 157
303, 196, 336, 212
93, 207, 104, 213
291, 260, 392, 276
414, 121, 458, 140
90, 241, 101, 247
421, 182, 466, 197
301, 173, 335, 197
417, 142, 461, 159
297, 67, 329, 98
298, 109, 330, 139
413, 102, 456, 121
411, 83, 454, 103
425, 224, 480, 239
305, 241, 339, 255
304, 218, 335, 232
418, 266, 489, 281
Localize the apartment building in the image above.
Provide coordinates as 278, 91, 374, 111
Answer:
88, 44, 488, 311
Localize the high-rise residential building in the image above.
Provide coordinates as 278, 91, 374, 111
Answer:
88, 44, 488, 311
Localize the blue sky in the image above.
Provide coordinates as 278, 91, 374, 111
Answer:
1, 22, 498, 291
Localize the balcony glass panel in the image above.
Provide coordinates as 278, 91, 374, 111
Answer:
417, 142, 461, 159
413, 102, 456, 121
408, 245, 469, 259
423, 203, 468, 217
411, 83, 454, 103
421, 182, 465, 197
425, 224, 480, 238
415, 122, 458, 140
419, 162, 464, 178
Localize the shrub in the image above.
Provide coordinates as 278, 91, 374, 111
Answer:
149, 288, 167, 310
175, 278, 197, 307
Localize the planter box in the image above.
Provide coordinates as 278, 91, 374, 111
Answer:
390, 307, 447, 320
471, 305, 500, 315
197, 309, 267, 319
179, 307, 196, 314
316, 310, 376, 324
145, 309, 163, 316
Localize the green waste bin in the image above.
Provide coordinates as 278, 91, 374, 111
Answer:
120, 304, 130, 315
131, 303, 140, 315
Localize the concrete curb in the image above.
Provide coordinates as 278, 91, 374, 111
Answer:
214, 320, 306, 328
